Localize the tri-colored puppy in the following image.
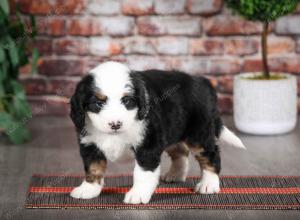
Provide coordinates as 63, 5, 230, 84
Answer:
69, 61, 245, 204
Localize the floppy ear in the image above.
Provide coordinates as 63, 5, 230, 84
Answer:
70, 94, 85, 131
70, 75, 93, 131
131, 72, 149, 120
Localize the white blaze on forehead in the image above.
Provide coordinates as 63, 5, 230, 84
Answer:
90, 61, 132, 96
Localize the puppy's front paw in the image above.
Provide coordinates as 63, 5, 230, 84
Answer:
70, 180, 102, 199
195, 170, 220, 194
123, 187, 152, 204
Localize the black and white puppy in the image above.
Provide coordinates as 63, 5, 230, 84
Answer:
69, 61, 245, 204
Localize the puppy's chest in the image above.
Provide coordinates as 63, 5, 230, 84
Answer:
83, 134, 135, 163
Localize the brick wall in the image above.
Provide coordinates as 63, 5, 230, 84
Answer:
12, 0, 300, 115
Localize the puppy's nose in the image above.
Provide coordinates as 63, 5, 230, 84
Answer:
108, 121, 122, 131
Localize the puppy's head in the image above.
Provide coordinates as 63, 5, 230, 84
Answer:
70, 61, 148, 134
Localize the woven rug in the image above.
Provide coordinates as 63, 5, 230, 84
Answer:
25, 174, 300, 210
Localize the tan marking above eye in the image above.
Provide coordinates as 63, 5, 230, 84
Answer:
95, 92, 107, 101
123, 92, 130, 97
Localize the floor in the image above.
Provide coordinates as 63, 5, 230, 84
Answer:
0, 116, 299, 220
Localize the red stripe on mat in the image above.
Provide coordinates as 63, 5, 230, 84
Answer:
25, 203, 300, 208
29, 186, 300, 194
31, 174, 300, 179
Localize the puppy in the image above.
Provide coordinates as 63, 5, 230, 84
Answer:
69, 61, 245, 204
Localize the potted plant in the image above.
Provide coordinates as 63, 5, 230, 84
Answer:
225, 0, 299, 135
0, 0, 38, 144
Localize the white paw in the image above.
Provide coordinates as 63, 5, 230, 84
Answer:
161, 157, 188, 182
195, 170, 220, 194
70, 180, 103, 199
123, 187, 152, 204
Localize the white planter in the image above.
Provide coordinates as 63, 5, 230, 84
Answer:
233, 73, 297, 135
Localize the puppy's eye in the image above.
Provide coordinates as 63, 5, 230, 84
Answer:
95, 100, 105, 108
122, 96, 136, 109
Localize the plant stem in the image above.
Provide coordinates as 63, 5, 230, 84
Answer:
262, 21, 270, 79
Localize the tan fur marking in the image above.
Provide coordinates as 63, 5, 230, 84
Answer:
165, 143, 189, 160
95, 92, 107, 101
185, 143, 217, 173
85, 160, 107, 183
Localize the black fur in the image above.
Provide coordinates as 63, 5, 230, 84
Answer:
70, 69, 223, 175
130, 70, 222, 172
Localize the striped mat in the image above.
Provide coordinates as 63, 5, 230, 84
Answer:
25, 174, 300, 210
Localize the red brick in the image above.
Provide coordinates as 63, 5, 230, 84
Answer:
204, 15, 262, 36
53, 38, 89, 55
90, 37, 123, 56
296, 39, 300, 53
154, 0, 185, 15
243, 59, 262, 72
172, 58, 240, 75
35, 17, 48, 35
88, 0, 121, 15
127, 55, 171, 70
38, 58, 87, 76
267, 37, 295, 54
68, 18, 101, 36
187, 0, 223, 15
47, 18, 66, 36
55, 0, 87, 14
243, 57, 300, 74
122, 0, 154, 15
172, 57, 208, 75
225, 39, 258, 55
47, 78, 80, 97
137, 16, 201, 36
17, 0, 55, 14
217, 75, 233, 94
34, 38, 53, 55
217, 94, 233, 114
123, 37, 156, 55
28, 96, 69, 116
155, 37, 188, 55
209, 59, 241, 75
100, 17, 135, 36
20, 77, 48, 95
189, 39, 224, 55
276, 16, 300, 34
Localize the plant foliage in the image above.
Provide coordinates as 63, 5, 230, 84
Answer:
0, 0, 38, 144
225, 0, 300, 79
225, 0, 300, 22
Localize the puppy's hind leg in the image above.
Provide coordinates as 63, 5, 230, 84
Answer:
187, 141, 221, 194
161, 143, 190, 183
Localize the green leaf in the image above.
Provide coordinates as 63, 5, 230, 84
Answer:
7, 124, 31, 144
6, 37, 20, 69
10, 80, 26, 100
0, 112, 12, 129
0, 46, 4, 63
0, 0, 9, 16
31, 48, 39, 74
0, 112, 31, 144
13, 97, 31, 120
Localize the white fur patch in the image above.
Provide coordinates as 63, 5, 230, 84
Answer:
124, 162, 160, 204
217, 126, 246, 149
81, 118, 145, 162
161, 156, 189, 182
70, 179, 103, 199
195, 170, 220, 194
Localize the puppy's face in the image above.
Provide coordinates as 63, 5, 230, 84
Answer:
70, 62, 147, 134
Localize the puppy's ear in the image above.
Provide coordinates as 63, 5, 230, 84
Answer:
131, 72, 149, 120
70, 75, 94, 131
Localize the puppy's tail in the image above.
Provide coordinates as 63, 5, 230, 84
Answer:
217, 126, 246, 149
